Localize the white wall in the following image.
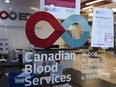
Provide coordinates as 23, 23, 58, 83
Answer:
0, 26, 30, 50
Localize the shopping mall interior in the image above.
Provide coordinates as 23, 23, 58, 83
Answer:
0, 0, 116, 87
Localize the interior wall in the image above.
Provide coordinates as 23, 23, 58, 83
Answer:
0, 26, 30, 50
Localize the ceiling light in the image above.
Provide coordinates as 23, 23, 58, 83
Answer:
10, 8, 12, 10
88, 9, 93, 12
86, 0, 103, 5
30, 7, 39, 11
88, 13, 93, 16
50, 4, 55, 7
5, 0, 10, 3
88, 19, 92, 21
112, 8, 116, 12
82, 6, 94, 10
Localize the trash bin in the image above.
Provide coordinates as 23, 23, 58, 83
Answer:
8, 72, 33, 87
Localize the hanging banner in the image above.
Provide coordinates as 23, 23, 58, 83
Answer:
91, 7, 114, 48
40, 0, 80, 19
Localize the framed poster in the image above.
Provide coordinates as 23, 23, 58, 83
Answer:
40, 0, 80, 19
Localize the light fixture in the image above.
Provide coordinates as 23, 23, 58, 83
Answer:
112, 8, 116, 12
88, 19, 92, 21
10, 8, 12, 10
30, 7, 39, 11
82, 6, 94, 10
50, 4, 55, 7
86, 0, 103, 5
5, 0, 10, 3
88, 13, 93, 16
88, 9, 93, 12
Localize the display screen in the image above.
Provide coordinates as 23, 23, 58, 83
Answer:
45, 0, 76, 8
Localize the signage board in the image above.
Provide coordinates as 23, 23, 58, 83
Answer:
40, 0, 80, 19
91, 7, 114, 48
0, 3, 36, 26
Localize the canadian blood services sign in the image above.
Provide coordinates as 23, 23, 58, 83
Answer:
25, 11, 90, 48
24, 11, 90, 86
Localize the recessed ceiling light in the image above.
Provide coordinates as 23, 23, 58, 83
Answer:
88, 13, 93, 16
30, 7, 39, 11
88, 19, 92, 21
88, 9, 93, 12
86, 0, 103, 5
5, 0, 10, 3
10, 8, 12, 10
82, 6, 94, 10
112, 8, 116, 12
50, 4, 55, 7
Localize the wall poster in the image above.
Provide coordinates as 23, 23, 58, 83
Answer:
91, 7, 114, 48
40, 0, 80, 19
